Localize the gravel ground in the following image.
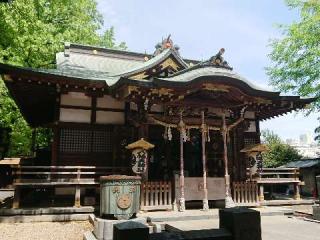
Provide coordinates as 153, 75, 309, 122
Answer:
0, 221, 93, 240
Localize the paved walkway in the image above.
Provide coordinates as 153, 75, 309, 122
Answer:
165, 215, 320, 240
138, 206, 293, 222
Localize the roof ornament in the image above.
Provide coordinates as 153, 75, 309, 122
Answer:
153, 34, 180, 56
203, 48, 233, 70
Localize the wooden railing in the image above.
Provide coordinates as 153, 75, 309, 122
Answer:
140, 181, 172, 211
12, 165, 130, 185
246, 167, 302, 202
233, 181, 259, 206
247, 168, 300, 183
11, 165, 130, 208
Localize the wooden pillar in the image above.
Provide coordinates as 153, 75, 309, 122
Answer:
74, 168, 81, 207
222, 114, 235, 208
74, 185, 81, 207
52, 93, 60, 166
51, 127, 59, 166
12, 187, 21, 209
259, 184, 265, 201
31, 128, 36, 157
178, 112, 185, 211
201, 111, 209, 211
294, 183, 301, 200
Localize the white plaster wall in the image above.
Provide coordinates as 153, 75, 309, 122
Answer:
60, 108, 91, 123
96, 111, 125, 124
97, 95, 124, 109
60, 92, 91, 107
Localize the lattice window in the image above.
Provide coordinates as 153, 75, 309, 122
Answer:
92, 130, 112, 152
244, 137, 257, 147
59, 128, 113, 153
60, 129, 91, 153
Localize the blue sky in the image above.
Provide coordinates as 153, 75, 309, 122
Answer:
97, 0, 318, 141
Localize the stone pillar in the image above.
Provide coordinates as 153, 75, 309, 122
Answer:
201, 111, 209, 211
222, 114, 235, 208
178, 113, 186, 212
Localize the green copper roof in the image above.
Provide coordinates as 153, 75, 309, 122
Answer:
156, 65, 275, 93
57, 52, 144, 75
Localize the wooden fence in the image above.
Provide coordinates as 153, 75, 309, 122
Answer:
233, 181, 259, 206
140, 181, 172, 211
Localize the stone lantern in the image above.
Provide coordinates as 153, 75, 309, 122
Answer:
126, 138, 155, 175
240, 144, 268, 178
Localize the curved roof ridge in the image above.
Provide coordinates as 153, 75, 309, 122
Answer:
156, 65, 278, 93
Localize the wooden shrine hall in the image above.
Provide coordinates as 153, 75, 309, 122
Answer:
0, 37, 313, 211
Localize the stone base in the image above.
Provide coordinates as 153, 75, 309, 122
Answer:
203, 199, 209, 211
113, 221, 149, 240
219, 208, 261, 240
93, 217, 147, 240
313, 205, 320, 221
178, 198, 186, 212
225, 196, 236, 208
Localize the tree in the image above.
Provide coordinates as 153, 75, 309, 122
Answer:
0, 0, 126, 156
261, 130, 302, 168
267, 0, 320, 106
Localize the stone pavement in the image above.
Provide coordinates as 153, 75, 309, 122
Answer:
164, 215, 320, 240
138, 206, 293, 222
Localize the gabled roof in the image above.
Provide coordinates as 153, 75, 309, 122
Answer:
281, 158, 320, 168
57, 43, 192, 77
117, 48, 188, 78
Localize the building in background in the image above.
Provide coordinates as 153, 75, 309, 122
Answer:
283, 159, 320, 196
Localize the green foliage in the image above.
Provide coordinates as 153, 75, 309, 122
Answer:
0, 0, 126, 157
261, 130, 302, 168
266, 0, 320, 109
0, 80, 32, 156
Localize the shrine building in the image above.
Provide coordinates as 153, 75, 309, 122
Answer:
0, 37, 313, 210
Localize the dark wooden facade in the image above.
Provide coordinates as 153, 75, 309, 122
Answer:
0, 40, 314, 209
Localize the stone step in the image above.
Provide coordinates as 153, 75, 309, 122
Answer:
0, 206, 94, 216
